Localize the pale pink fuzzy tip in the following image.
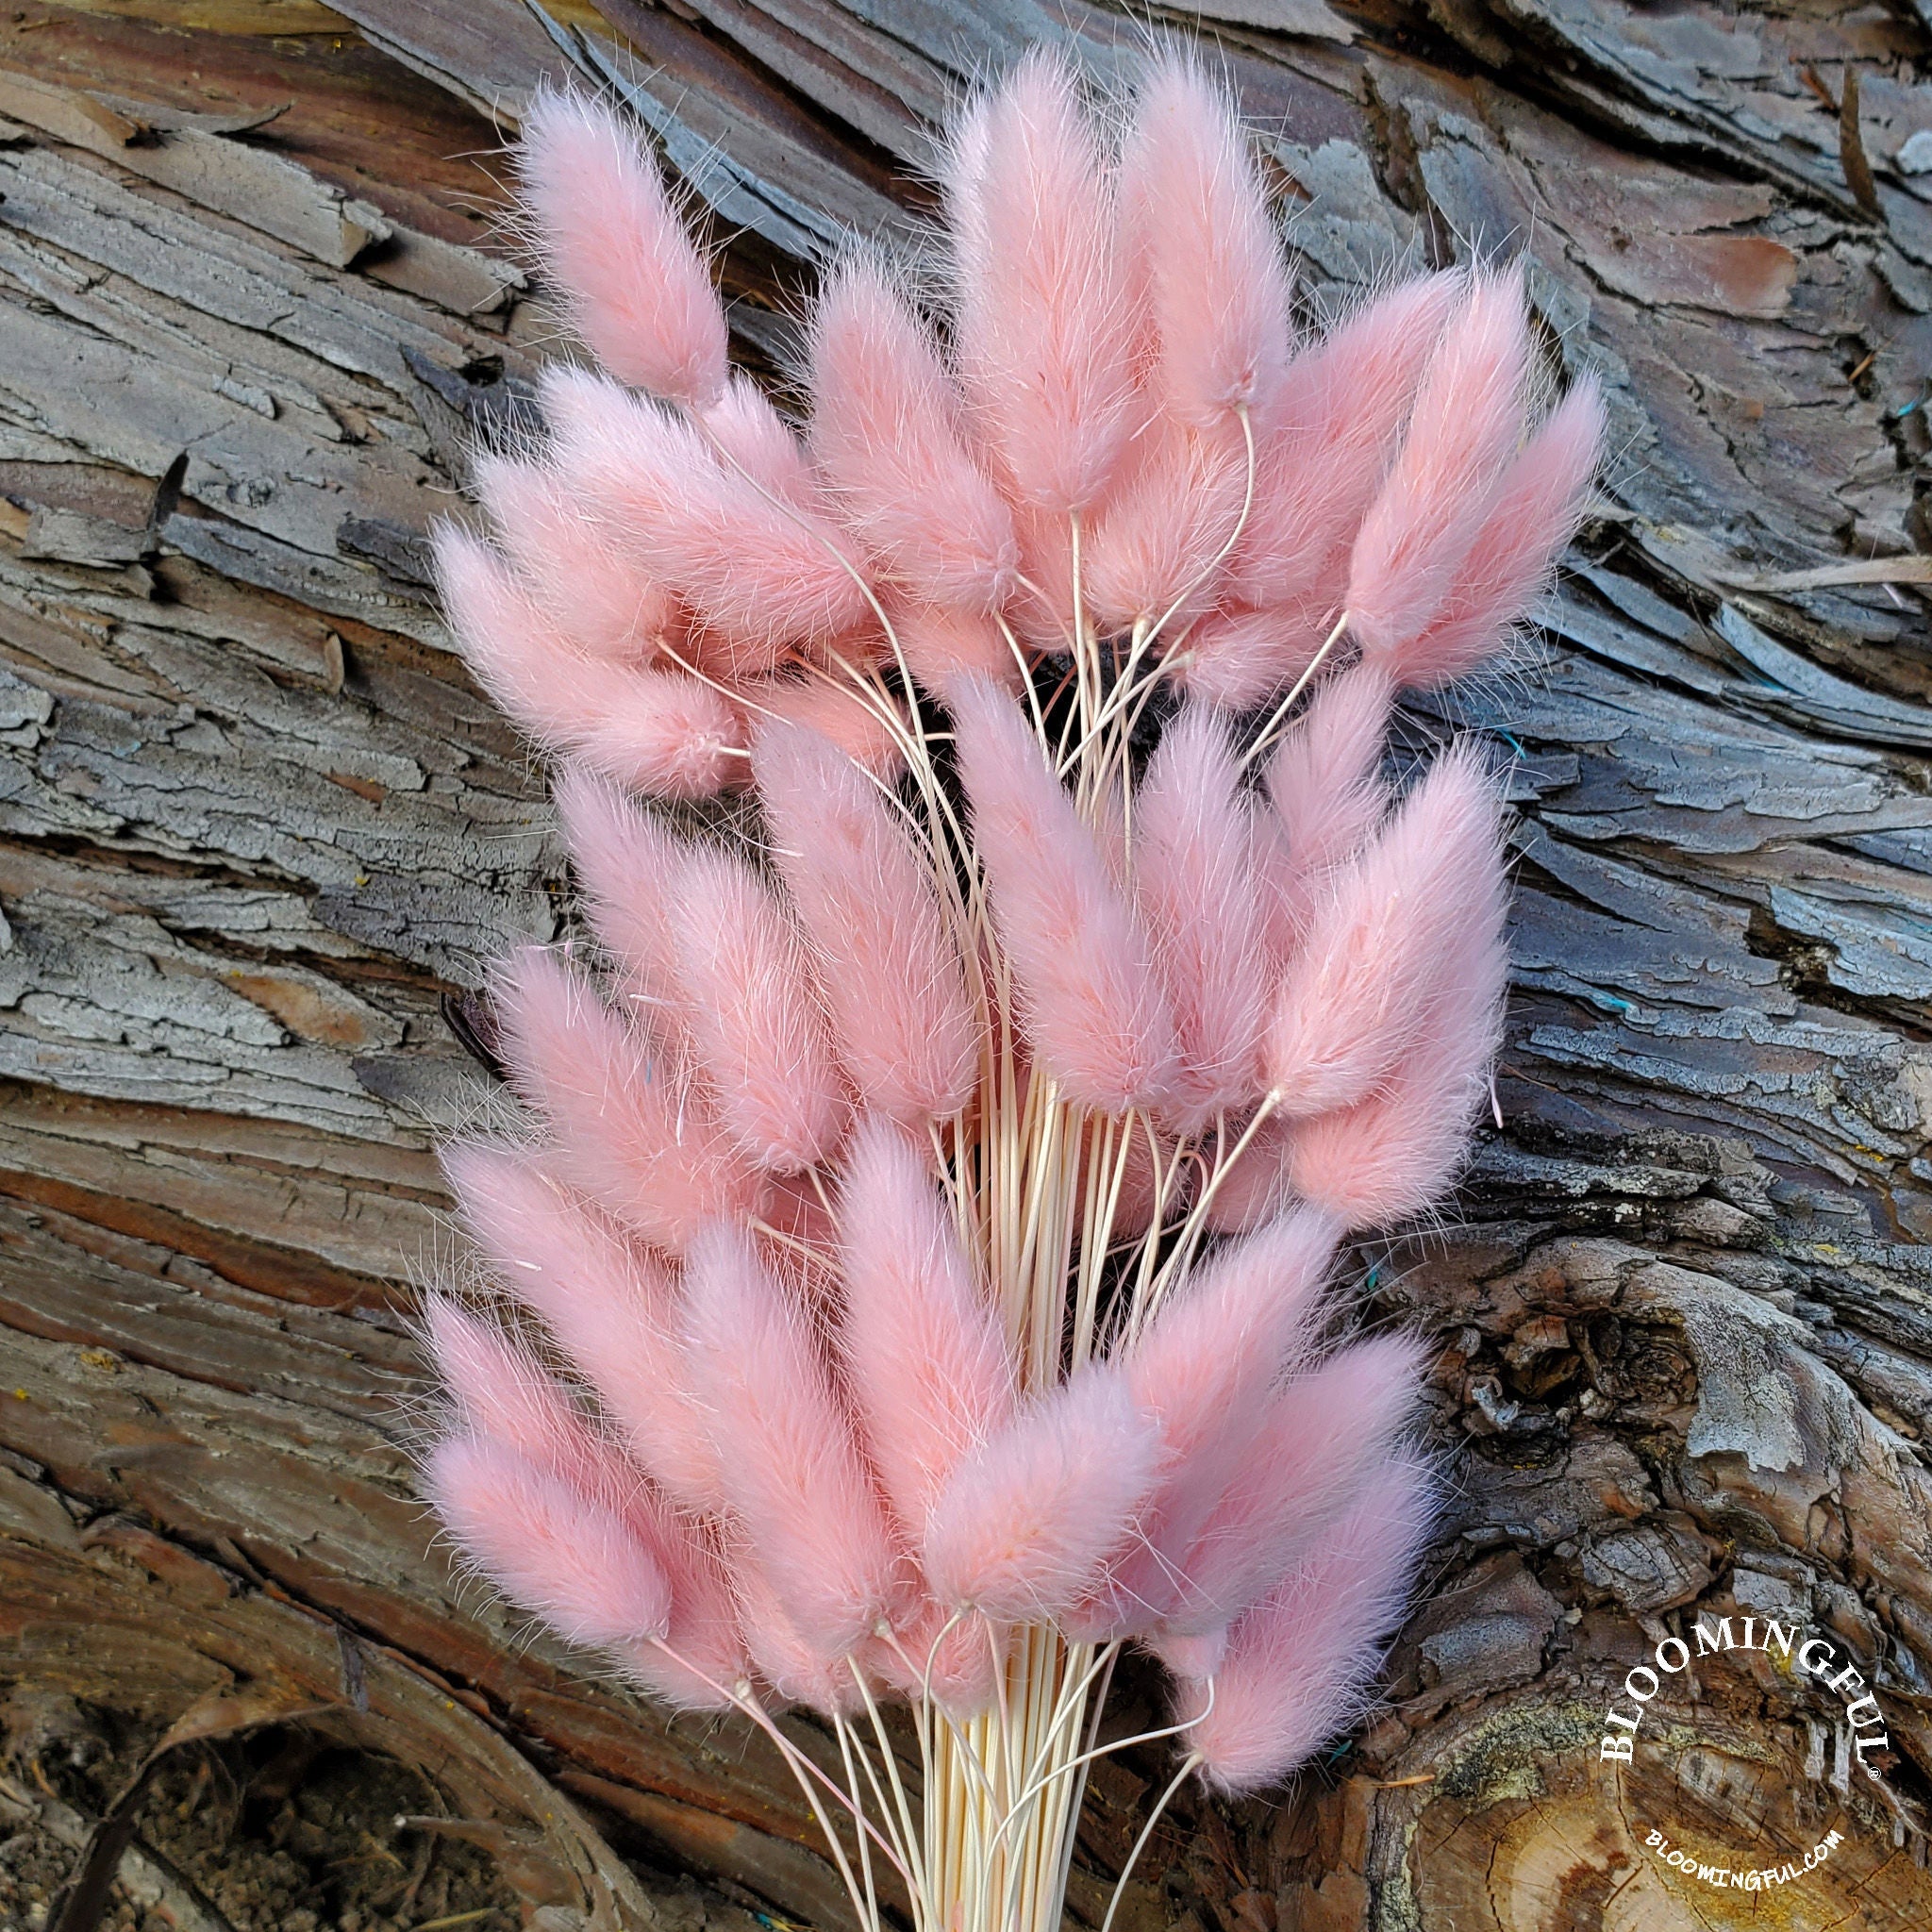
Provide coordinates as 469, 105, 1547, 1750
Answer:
657, 841, 845, 1173
1266, 741, 1507, 1120
810, 253, 1018, 610
519, 88, 726, 407
873, 1591, 1000, 1716
1223, 273, 1462, 620
700, 373, 815, 505
732, 1552, 867, 1715
487, 945, 760, 1253
837, 1116, 1016, 1539
1171, 602, 1330, 713
433, 524, 745, 798
681, 1220, 904, 1657
1175, 1457, 1435, 1795
891, 603, 1024, 692
441, 1141, 727, 1513
428, 1431, 673, 1650
950, 675, 1177, 1112
1375, 376, 1607, 691
618, 1525, 749, 1712
1158, 1333, 1427, 1642
475, 454, 680, 661
1346, 264, 1532, 655
1285, 919, 1509, 1229
923, 1366, 1162, 1623
738, 675, 909, 781
1122, 54, 1292, 430
541, 366, 870, 672
1134, 704, 1270, 1129
944, 52, 1138, 512
753, 720, 978, 1124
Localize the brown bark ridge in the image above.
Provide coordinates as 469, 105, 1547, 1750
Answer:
0, 1, 1929, 1927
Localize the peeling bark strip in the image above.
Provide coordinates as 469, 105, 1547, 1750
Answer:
0, 3, 1929, 1928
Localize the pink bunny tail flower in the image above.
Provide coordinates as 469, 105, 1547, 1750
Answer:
1287, 917, 1509, 1229
1346, 263, 1533, 656
1174, 1456, 1436, 1796
950, 675, 1177, 1112
1372, 376, 1607, 691
433, 524, 745, 798
1134, 704, 1271, 1131
617, 1525, 750, 1713
837, 1116, 1016, 1540
1121, 53, 1292, 432
809, 252, 1019, 610
1171, 601, 1332, 714
518, 87, 726, 408
441, 1141, 727, 1513
891, 603, 1024, 692
427, 1431, 674, 1650
1265, 740, 1507, 1121
662, 842, 847, 1174
681, 1220, 905, 1658
753, 720, 977, 1124
474, 453, 681, 662
542, 367, 870, 672
874, 1590, 1000, 1716
700, 372, 816, 505
923, 1365, 1163, 1624
487, 945, 760, 1254
944, 51, 1138, 513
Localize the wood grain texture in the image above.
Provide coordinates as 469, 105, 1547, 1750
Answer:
0, 1, 1930, 1926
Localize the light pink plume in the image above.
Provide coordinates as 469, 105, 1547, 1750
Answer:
944, 53, 1138, 512
874, 1590, 999, 1715
662, 843, 846, 1172
923, 1366, 1162, 1623
543, 367, 869, 671
1157, 1333, 1426, 1647
732, 1550, 867, 1714
518, 89, 726, 408
1121, 55, 1291, 430
810, 255, 1018, 610
475, 454, 680, 661
1266, 742, 1506, 1119
950, 675, 1176, 1111
1375, 378, 1606, 690
442, 1141, 726, 1512
1134, 705, 1270, 1129
739, 675, 909, 780
1174, 602, 1330, 712
891, 603, 1023, 691
1082, 419, 1250, 635
1200, 1109, 1291, 1236
700, 373, 814, 505
1069, 1208, 1339, 1637
1174, 1456, 1435, 1794
619, 1525, 749, 1712
488, 945, 759, 1252
753, 720, 977, 1124
428, 1431, 674, 1649
837, 1116, 1016, 1538
1223, 273, 1462, 617
1286, 917, 1508, 1229
681, 1220, 904, 1657
1346, 266, 1531, 655
433, 525, 744, 798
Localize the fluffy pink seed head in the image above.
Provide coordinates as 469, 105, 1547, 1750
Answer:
924, 1366, 1163, 1623
433, 524, 744, 798
1121, 54, 1292, 430
681, 1221, 903, 1657
810, 254, 1019, 609
487, 944, 759, 1251
1347, 264, 1532, 654
738, 675, 909, 780
519, 88, 726, 407
427, 1432, 673, 1649
617, 1524, 748, 1712
1266, 741, 1507, 1120
1175, 1457, 1435, 1795
700, 373, 814, 504
1134, 704, 1270, 1129
950, 675, 1177, 1111
475, 454, 679, 661
1172, 602, 1331, 713
753, 721, 978, 1124
441, 1141, 726, 1512
891, 603, 1023, 691
838, 1116, 1016, 1540
944, 52, 1139, 512
663, 845, 846, 1172
1375, 377, 1606, 691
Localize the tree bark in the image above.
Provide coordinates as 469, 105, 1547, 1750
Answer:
1, 2, 1930, 1927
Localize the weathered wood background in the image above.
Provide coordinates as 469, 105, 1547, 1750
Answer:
2, 0, 1932, 1926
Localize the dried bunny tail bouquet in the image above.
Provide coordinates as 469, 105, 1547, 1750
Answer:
425, 45, 1601, 1932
